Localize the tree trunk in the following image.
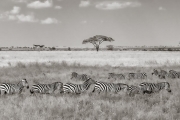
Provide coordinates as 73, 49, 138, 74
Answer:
96, 46, 99, 52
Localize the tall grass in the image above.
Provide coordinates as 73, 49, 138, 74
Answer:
0, 62, 180, 120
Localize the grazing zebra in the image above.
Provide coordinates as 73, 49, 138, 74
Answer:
71, 72, 88, 81
128, 73, 136, 80
168, 70, 178, 79
128, 73, 147, 80
108, 73, 125, 80
152, 69, 159, 76
63, 78, 96, 94
158, 70, 168, 79
127, 85, 142, 96
139, 82, 171, 94
0, 79, 29, 95
30, 82, 63, 94
176, 72, 180, 78
92, 81, 129, 94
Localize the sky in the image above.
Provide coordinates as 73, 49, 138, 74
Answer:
0, 0, 179, 47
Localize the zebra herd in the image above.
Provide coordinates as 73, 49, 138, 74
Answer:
0, 69, 173, 97
152, 69, 180, 79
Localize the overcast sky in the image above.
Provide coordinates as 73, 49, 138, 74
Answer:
0, 0, 179, 47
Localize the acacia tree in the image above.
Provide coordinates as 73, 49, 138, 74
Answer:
82, 35, 114, 52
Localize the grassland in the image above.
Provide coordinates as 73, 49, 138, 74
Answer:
0, 61, 180, 120
1, 51, 180, 67
1, 51, 180, 120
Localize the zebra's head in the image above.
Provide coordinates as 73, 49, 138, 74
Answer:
164, 82, 171, 93
152, 69, 158, 75
85, 78, 96, 84
117, 83, 129, 92
21, 79, 29, 89
54, 82, 63, 93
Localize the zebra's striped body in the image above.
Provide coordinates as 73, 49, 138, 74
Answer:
0, 79, 29, 95
176, 72, 180, 78
108, 73, 125, 80
92, 81, 128, 94
71, 72, 88, 81
127, 85, 142, 96
168, 70, 178, 79
152, 69, 170, 79
158, 70, 168, 79
128, 73, 135, 80
30, 82, 63, 94
128, 73, 147, 80
139, 82, 171, 94
63, 78, 96, 94
152, 69, 159, 76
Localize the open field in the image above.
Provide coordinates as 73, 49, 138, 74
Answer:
1, 51, 180, 120
0, 61, 180, 120
1, 51, 180, 67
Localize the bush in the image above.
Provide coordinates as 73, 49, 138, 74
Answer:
106, 45, 114, 51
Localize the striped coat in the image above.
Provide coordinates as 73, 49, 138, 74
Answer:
30, 82, 63, 94
63, 78, 96, 94
108, 73, 125, 80
139, 82, 171, 94
71, 72, 88, 81
0, 79, 29, 95
92, 81, 129, 94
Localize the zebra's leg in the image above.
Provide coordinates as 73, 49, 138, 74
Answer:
92, 87, 96, 92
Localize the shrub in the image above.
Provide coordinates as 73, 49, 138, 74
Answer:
106, 45, 114, 51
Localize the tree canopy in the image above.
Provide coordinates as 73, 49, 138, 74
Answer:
82, 35, 114, 51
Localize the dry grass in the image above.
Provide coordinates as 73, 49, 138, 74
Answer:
0, 62, 180, 120
1, 51, 180, 67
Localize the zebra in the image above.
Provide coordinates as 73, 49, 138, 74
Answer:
152, 69, 168, 79
71, 72, 88, 81
127, 85, 142, 96
30, 82, 63, 94
158, 70, 168, 79
108, 73, 125, 80
139, 82, 171, 94
128, 73, 136, 80
176, 72, 180, 78
128, 72, 147, 80
92, 81, 129, 94
0, 79, 29, 95
63, 78, 96, 94
152, 69, 159, 76
168, 70, 178, 79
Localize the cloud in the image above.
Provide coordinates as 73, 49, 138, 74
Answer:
41, 18, 59, 24
0, 12, 9, 19
27, 0, 52, 9
159, 7, 166, 11
16, 14, 38, 22
79, 1, 90, 7
8, 15, 17, 20
10, 6, 21, 14
95, 1, 141, 10
55, 6, 62, 9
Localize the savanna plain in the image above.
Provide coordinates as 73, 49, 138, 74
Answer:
0, 51, 180, 120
